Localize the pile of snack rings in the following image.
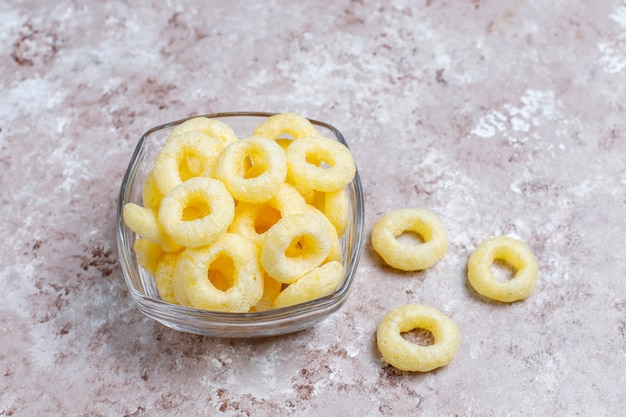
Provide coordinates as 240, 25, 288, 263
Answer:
371, 207, 539, 372
123, 113, 356, 313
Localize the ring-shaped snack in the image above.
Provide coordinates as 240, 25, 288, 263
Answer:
261, 212, 331, 284
133, 238, 164, 276
467, 236, 539, 302
167, 116, 238, 148
273, 261, 344, 309
215, 136, 287, 204
153, 131, 223, 195
310, 188, 350, 237
154, 252, 180, 305
286, 136, 356, 192
252, 112, 320, 141
123, 203, 182, 252
228, 183, 307, 248
158, 177, 235, 248
376, 303, 460, 372
305, 204, 343, 263
371, 208, 448, 271
250, 273, 283, 312
174, 233, 263, 312
142, 171, 164, 211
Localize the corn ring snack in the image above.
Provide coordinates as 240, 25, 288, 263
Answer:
228, 183, 307, 248
153, 131, 223, 195
142, 171, 164, 211
154, 252, 180, 304
261, 212, 331, 284
467, 236, 539, 302
304, 204, 343, 263
251, 273, 283, 312
133, 238, 164, 276
273, 261, 344, 309
371, 208, 448, 271
215, 136, 287, 204
286, 136, 356, 192
175, 233, 263, 312
168, 116, 238, 148
377, 303, 460, 372
310, 188, 349, 237
158, 177, 235, 248
123, 203, 182, 252
252, 112, 320, 141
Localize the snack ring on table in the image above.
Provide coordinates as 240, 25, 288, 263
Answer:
215, 136, 287, 204
273, 260, 344, 309
467, 236, 539, 302
261, 212, 331, 284
123, 203, 182, 252
158, 177, 235, 248
376, 303, 460, 372
371, 208, 448, 271
286, 136, 356, 192
228, 183, 307, 248
174, 233, 263, 312
167, 116, 238, 148
154, 252, 180, 304
252, 112, 320, 141
153, 131, 223, 195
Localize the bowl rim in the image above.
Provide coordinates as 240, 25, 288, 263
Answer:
116, 111, 365, 334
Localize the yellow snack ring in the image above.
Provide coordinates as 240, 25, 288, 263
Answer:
304, 204, 343, 264
123, 203, 181, 252
261, 212, 331, 284
175, 233, 263, 312
229, 183, 307, 248
252, 112, 320, 141
376, 303, 460, 372
215, 136, 287, 204
154, 252, 180, 305
273, 261, 344, 309
153, 131, 223, 195
251, 273, 283, 312
286, 136, 356, 192
133, 238, 164, 276
371, 208, 448, 271
311, 188, 349, 237
142, 171, 164, 211
158, 177, 235, 248
467, 236, 539, 302
168, 116, 238, 148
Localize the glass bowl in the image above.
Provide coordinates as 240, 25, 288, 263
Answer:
116, 112, 364, 337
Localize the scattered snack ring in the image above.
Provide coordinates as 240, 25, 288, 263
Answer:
215, 136, 287, 204
371, 208, 448, 271
273, 260, 344, 309
467, 236, 539, 302
286, 136, 356, 192
261, 212, 331, 284
158, 177, 235, 248
175, 233, 263, 312
376, 303, 460, 372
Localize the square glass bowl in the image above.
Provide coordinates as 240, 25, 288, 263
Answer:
116, 112, 364, 337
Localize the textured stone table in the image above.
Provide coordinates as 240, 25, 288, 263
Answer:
2, 1, 625, 415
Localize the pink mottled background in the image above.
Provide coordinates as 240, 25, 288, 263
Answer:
1, 0, 625, 416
